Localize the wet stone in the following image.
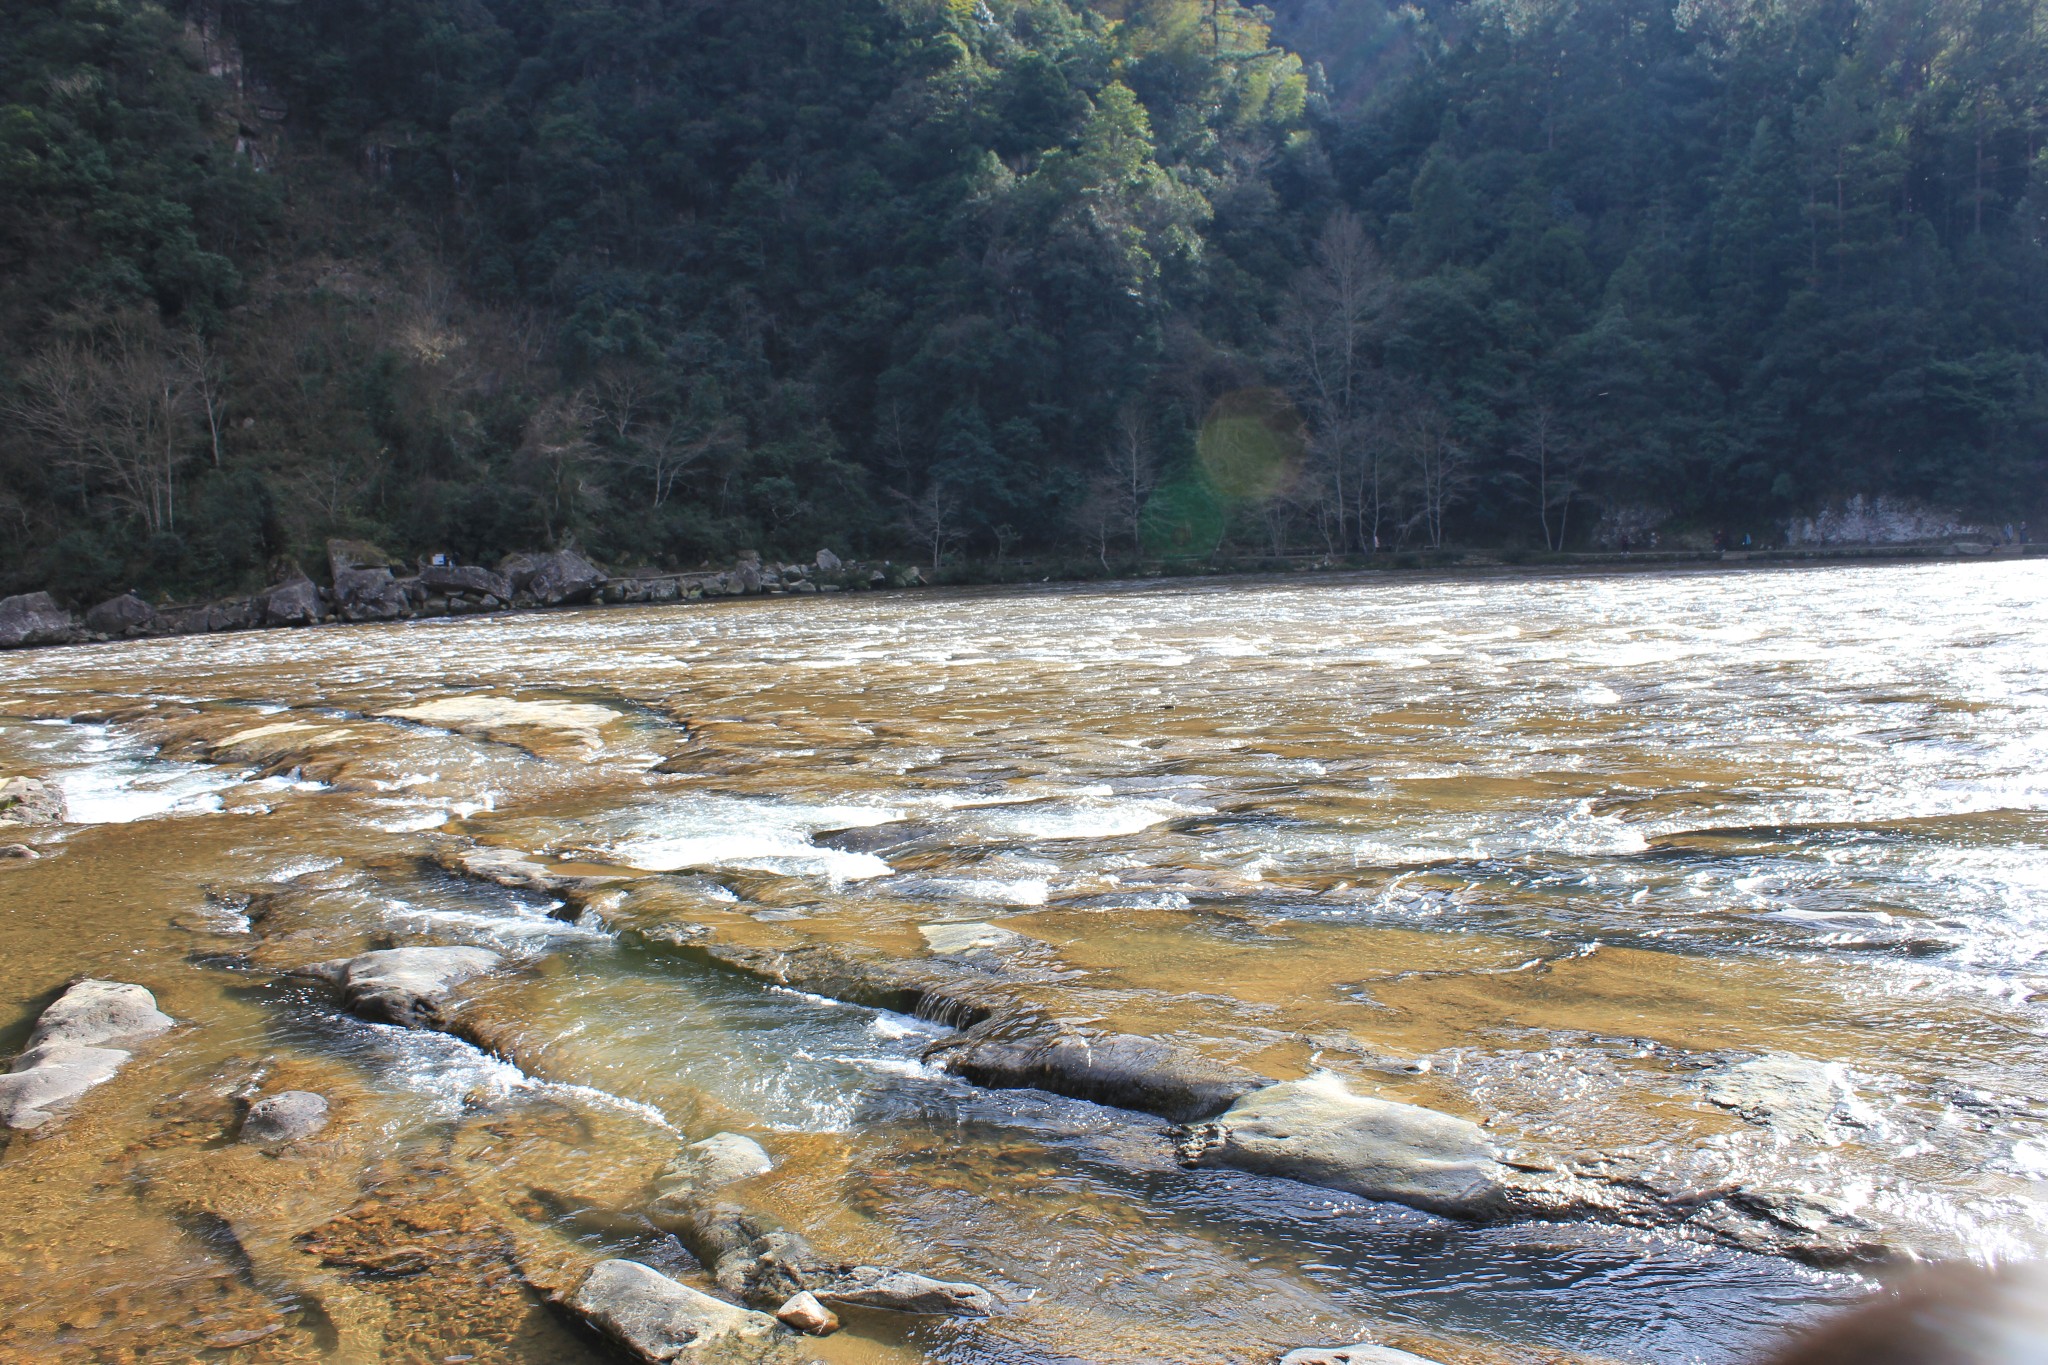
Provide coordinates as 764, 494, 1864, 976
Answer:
305, 946, 502, 1028
1178, 1077, 1510, 1220
0, 979, 174, 1129
774, 1291, 839, 1335
240, 1089, 330, 1144
1279, 1347, 1441, 1365
563, 1258, 790, 1361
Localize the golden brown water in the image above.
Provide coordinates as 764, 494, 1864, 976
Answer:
3, 562, 2045, 1364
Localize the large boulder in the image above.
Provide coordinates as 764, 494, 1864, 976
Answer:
83, 592, 158, 637
332, 566, 407, 621
0, 776, 66, 828
814, 548, 842, 572
500, 549, 604, 606
419, 562, 512, 601
1177, 1078, 1510, 1220
925, 1020, 1267, 1123
255, 576, 324, 627
302, 946, 501, 1028
0, 980, 175, 1130
650, 1132, 775, 1213
1279, 1347, 1440, 1365
805, 1266, 993, 1316
562, 1259, 789, 1362
0, 591, 81, 648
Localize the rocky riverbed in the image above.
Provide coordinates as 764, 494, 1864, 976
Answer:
2, 561, 2045, 1363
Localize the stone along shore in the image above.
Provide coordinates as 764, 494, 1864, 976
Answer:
0, 540, 928, 651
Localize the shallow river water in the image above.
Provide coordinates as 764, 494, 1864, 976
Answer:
2, 561, 2045, 1364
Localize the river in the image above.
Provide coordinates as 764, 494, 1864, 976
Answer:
1, 561, 2043, 1364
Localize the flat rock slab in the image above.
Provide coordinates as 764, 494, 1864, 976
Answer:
309, 947, 502, 1028
381, 696, 618, 759
918, 921, 1024, 955
1279, 1347, 1440, 1364
928, 1023, 1268, 1123
1179, 1076, 1509, 1219
0, 980, 174, 1129
1704, 1054, 1875, 1146
564, 1259, 790, 1361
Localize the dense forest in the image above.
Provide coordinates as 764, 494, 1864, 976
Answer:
3, 0, 2045, 601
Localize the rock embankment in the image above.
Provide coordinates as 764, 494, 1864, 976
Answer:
0, 980, 175, 1130
2, 542, 926, 650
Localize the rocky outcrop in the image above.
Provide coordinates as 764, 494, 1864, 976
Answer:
0, 980, 175, 1129
301, 947, 501, 1028
419, 562, 512, 602
1178, 1078, 1509, 1219
561, 1259, 792, 1362
927, 1018, 1267, 1123
239, 1089, 329, 1144
84, 592, 159, 637
255, 576, 324, 628
332, 565, 408, 621
0, 591, 81, 648
0, 776, 66, 828
502, 549, 604, 606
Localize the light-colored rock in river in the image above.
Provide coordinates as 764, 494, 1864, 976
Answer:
0, 980, 174, 1129
0, 775, 66, 827
657, 1132, 774, 1199
806, 1265, 994, 1316
305, 947, 502, 1028
774, 1291, 838, 1335
917, 921, 1022, 955
564, 1259, 789, 1361
1279, 1346, 1440, 1365
380, 695, 619, 759
1178, 1074, 1509, 1219
1704, 1054, 1876, 1146
240, 1090, 329, 1144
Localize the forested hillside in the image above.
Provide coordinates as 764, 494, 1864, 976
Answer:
3, 0, 2044, 601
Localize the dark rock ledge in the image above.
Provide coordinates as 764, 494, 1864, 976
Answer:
1, 542, 926, 651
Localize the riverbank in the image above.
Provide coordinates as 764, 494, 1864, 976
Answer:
3, 535, 2041, 652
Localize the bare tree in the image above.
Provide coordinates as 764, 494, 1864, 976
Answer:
1400, 397, 1470, 550
6, 312, 201, 533
1511, 404, 1580, 551
171, 329, 228, 467
1103, 403, 1157, 551
898, 481, 964, 569
1068, 485, 1116, 569
1271, 209, 1391, 554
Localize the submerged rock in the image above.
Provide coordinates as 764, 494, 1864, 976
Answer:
0, 980, 175, 1130
927, 1019, 1267, 1123
918, 921, 1023, 955
240, 1090, 329, 1144
0, 776, 66, 827
1704, 1054, 1876, 1146
1178, 1076, 1509, 1219
650, 1133, 774, 1210
303, 947, 502, 1028
563, 1259, 789, 1361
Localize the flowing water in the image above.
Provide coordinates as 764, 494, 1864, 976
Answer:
2, 561, 2045, 1364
